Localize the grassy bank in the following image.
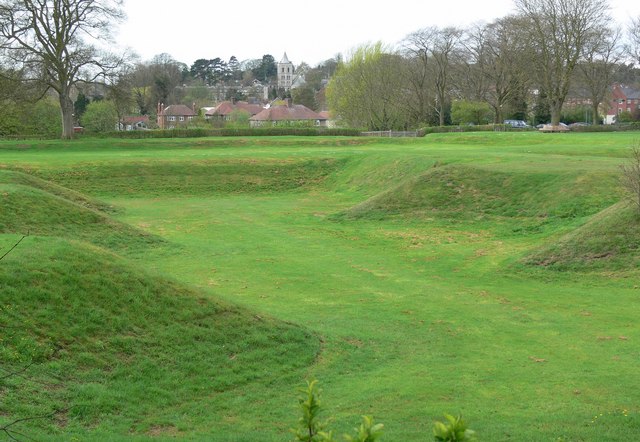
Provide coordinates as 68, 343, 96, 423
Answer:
1, 132, 639, 440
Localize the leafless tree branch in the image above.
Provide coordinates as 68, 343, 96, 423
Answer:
0, 0, 126, 138
0, 233, 28, 262
620, 143, 640, 214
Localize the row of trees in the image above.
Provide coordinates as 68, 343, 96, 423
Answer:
122, 53, 338, 114
328, 0, 640, 130
0, 0, 334, 138
1, 0, 640, 137
0, 0, 127, 138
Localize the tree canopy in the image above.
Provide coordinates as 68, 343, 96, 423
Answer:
327, 43, 405, 131
515, 0, 610, 126
0, 0, 126, 138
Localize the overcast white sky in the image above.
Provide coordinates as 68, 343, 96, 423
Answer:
117, 0, 640, 67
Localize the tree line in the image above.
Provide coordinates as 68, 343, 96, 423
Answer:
0, 0, 639, 138
328, 0, 640, 131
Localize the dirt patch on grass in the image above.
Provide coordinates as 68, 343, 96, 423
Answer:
146, 424, 182, 437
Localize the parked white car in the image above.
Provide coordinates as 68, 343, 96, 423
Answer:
504, 119, 529, 128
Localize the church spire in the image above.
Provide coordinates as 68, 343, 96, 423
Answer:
278, 52, 294, 90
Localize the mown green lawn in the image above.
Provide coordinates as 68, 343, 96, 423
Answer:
1, 132, 639, 441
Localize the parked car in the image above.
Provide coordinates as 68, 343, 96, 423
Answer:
537, 122, 570, 132
568, 122, 590, 128
536, 122, 569, 129
504, 119, 529, 128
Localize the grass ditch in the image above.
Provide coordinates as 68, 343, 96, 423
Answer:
0, 174, 163, 253
2, 132, 640, 440
1, 236, 319, 437
25, 158, 346, 197
334, 164, 619, 222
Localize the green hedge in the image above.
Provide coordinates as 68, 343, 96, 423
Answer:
422, 124, 517, 134
569, 123, 640, 132
103, 127, 362, 139
422, 123, 640, 134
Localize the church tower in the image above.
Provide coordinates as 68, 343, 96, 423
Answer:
278, 52, 294, 90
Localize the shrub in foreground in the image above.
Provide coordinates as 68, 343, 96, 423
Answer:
291, 379, 383, 442
433, 414, 476, 441
291, 380, 475, 441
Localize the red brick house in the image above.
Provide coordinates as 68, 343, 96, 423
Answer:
119, 115, 150, 131
205, 101, 263, 121
157, 103, 197, 129
605, 84, 640, 124
249, 101, 327, 127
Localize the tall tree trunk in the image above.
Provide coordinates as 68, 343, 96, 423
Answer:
495, 104, 504, 124
59, 92, 75, 139
438, 95, 446, 126
592, 102, 600, 125
550, 102, 562, 126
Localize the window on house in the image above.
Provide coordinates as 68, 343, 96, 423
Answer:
188, 116, 193, 121
168, 116, 176, 121
180, 116, 185, 121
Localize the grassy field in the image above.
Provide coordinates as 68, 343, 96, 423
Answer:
1, 132, 640, 441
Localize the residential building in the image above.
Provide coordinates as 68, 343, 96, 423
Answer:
205, 101, 263, 121
157, 103, 197, 129
118, 116, 150, 131
605, 83, 640, 124
249, 101, 327, 127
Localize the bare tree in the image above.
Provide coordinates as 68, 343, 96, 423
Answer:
627, 15, 640, 67
465, 16, 532, 123
403, 26, 463, 126
458, 23, 491, 104
399, 36, 435, 127
620, 143, 640, 214
0, 0, 126, 139
106, 65, 134, 127
577, 27, 622, 125
515, 0, 610, 127
148, 53, 186, 107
